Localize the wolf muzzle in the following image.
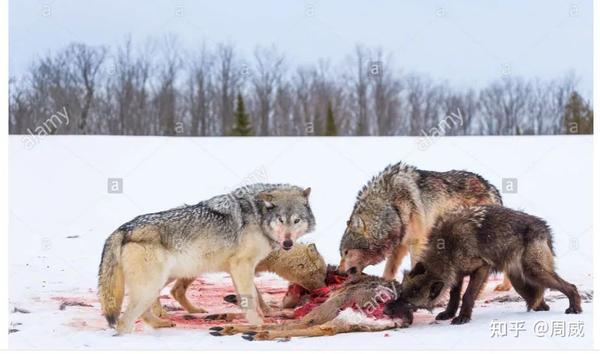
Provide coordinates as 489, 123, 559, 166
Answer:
383, 298, 414, 325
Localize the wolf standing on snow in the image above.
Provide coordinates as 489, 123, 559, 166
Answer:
384, 205, 582, 325
98, 183, 315, 334
338, 162, 509, 289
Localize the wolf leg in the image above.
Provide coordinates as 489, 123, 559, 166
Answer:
408, 242, 426, 268
229, 262, 264, 325
507, 272, 548, 311
142, 308, 176, 328
151, 298, 168, 318
117, 244, 171, 334
406, 213, 428, 268
171, 278, 207, 314
452, 265, 490, 325
523, 242, 582, 314
383, 243, 409, 280
523, 267, 581, 314
436, 274, 464, 320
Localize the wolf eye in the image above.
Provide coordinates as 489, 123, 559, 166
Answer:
277, 216, 284, 223
293, 218, 301, 224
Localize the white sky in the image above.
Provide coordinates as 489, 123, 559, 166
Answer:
9, 0, 593, 97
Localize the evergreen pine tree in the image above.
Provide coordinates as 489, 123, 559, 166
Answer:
231, 94, 253, 136
563, 91, 593, 134
324, 101, 337, 136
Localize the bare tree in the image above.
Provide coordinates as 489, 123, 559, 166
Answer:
442, 89, 479, 135
251, 45, 285, 135
153, 36, 181, 136
67, 43, 107, 133
480, 77, 529, 135
215, 43, 238, 135
109, 38, 152, 135
8, 38, 590, 137
9, 78, 30, 134
370, 48, 403, 135
186, 44, 213, 136
347, 45, 370, 135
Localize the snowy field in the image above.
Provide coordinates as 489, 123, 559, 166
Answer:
8, 135, 593, 350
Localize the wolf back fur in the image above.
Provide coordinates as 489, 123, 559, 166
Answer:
384, 205, 582, 324
340, 162, 502, 280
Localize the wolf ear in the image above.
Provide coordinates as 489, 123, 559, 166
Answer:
303, 187, 311, 198
408, 262, 426, 277
258, 192, 275, 209
429, 281, 444, 300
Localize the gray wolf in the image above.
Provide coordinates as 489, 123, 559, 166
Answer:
384, 205, 582, 325
98, 183, 315, 334
338, 161, 510, 290
209, 274, 408, 340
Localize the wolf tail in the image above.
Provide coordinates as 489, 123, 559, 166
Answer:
98, 230, 126, 328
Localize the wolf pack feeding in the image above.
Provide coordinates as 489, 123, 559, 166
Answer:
98, 161, 582, 339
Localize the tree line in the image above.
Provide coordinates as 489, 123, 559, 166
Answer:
9, 37, 593, 136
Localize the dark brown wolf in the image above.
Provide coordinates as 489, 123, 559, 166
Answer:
384, 205, 582, 325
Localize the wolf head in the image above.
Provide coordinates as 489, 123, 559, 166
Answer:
338, 200, 402, 275
263, 242, 327, 290
257, 186, 315, 250
288, 243, 328, 290
384, 262, 446, 317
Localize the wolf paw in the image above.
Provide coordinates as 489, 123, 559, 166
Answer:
565, 305, 582, 314
532, 302, 550, 311
450, 315, 471, 325
435, 311, 456, 321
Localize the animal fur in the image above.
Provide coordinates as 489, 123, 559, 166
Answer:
339, 162, 506, 289
209, 274, 407, 340
158, 242, 328, 316
98, 183, 315, 334
384, 205, 582, 325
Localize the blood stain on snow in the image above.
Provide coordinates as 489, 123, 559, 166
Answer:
52, 276, 289, 331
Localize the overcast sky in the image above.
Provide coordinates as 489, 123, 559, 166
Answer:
9, 0, 593, 97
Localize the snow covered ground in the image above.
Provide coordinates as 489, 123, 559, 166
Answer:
8, 135, 593, 349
